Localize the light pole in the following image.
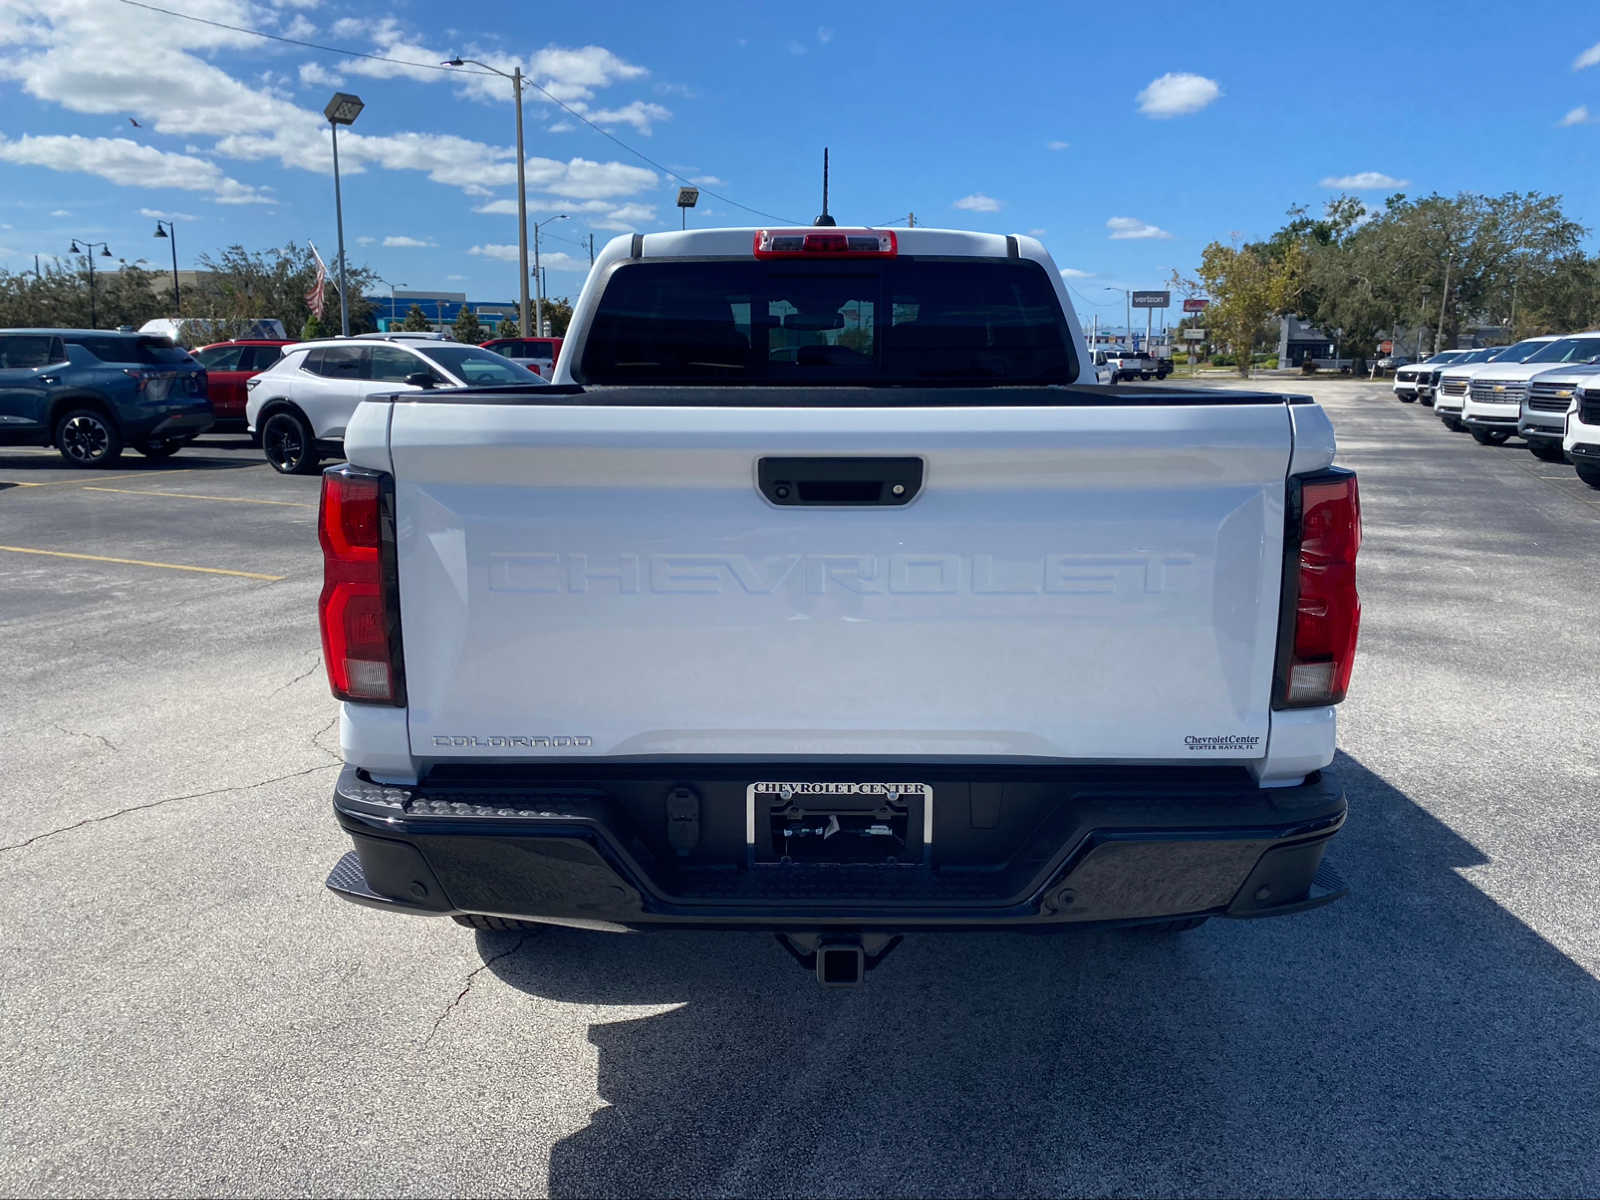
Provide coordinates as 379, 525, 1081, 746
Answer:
444, 57, 531, 337
376, 277, 405, 329
69, 239, 113, 328
151, 219, 180, 314
532, 214, 567, 337
324, 92, 365, 337
1104, 287, 1130, 344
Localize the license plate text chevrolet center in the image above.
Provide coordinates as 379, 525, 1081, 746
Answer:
316, 224, 1361, 985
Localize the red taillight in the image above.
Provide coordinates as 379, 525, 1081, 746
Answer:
1278, 469, 1361, 707
318, 467, 402, 704
753, 228, 897, 258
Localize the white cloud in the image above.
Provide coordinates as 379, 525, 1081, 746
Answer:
582, 100, 670, 134
281, 15, 316, 40
787, 40, 807, 55
954, 193, 1001, 213
1558, 105, 1595, 126
446, 273, 467, 281
0, 135, 270, 203
1575, 41, 1600, 69
1319, 171, 1409, 189
473, 199, 519, 214
1059, 267, 1093, 278
1028, 227, 1046, 236
139, 207, 196, 220
50, 208, 70, 217
1047, 140, 1069, 151
356, 236, 376, 245
1136, 72, 1222, 118
298, 61, 343, 88
1106, 216, 1172, 240
817, 26, 834, 44
383, 235, 437, 247
471, 243, 581, 269
691, 174, 726, 187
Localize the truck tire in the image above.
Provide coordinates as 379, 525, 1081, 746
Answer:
262, 410, 320, 475
1471, 428, 1510, 446
1398, 393, 1416, 403
1441, 416, 1464, 432
136, 438, 185, 459
55, 407, 123, 467
1528, 443, 1568, 463
451, 914, 541, 932
1576, 462, 1600, 489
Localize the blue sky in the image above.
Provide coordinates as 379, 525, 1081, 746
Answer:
2, 0, 1598, 332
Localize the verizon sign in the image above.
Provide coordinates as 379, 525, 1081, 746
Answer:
1130, 290, 1170, 309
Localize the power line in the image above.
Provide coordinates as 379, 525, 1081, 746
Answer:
116, 0, 801, 225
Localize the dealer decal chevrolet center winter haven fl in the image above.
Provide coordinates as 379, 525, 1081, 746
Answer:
1184, 735, 1263, 752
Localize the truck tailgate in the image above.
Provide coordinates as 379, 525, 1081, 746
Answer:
388, 398, 1293, 763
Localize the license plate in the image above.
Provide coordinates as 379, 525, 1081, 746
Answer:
746, 780, 933, 862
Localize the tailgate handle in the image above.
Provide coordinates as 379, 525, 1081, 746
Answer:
758, 457, 923, 506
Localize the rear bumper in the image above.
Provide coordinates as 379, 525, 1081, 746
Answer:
125, 407, 215, 441
326, 763, 1348, 931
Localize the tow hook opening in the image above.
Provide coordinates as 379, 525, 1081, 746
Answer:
775, 932, 903, 987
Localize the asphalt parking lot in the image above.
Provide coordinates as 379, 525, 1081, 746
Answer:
3, 386, 1599, 1198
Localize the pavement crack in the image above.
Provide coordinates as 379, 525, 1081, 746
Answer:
50, 722, 120, 753
269, 655, 323, 698
311, 713, 342, 762
0, 763, 338, 855
422, 934, 531, 1047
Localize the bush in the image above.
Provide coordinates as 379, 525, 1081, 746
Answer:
1210, 354, 1236, 367
1300, 358, 1318, 374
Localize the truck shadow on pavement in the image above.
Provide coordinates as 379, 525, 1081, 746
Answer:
483, 751, 1600, 1198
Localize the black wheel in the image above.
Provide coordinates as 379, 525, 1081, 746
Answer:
1441, 416, 1463, 432
55, 408, 123, 467
1135, 917, 1210, 934
1140, 372, 1152, 380
261, 411, 319, 475
1398, 393, 1416, 403
136, 438, 184, 459
1576, 462, 1600, 489
452, 914, 541, 932
1470, 428, 1509, 445
1528, 442, 1568, 463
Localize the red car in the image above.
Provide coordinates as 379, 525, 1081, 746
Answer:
479, 336, 563, 378
192, 340, 294, 426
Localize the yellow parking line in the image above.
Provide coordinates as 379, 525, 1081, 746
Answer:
0, 545, 285, 581
82, 487, 314, 509
3, 472, 162, 489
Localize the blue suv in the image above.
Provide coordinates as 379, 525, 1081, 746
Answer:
0, 329, 213, 466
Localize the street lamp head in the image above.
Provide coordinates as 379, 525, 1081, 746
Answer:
324, 92, 365, 125
153, 223, 167, 238
100, 245, 112, 257
442, 56, 465, 66
69, 241, 81, 253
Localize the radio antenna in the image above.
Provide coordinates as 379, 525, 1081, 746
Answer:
814, 147, 836, 227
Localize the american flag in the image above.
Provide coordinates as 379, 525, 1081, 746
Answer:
306, 242, 329, 318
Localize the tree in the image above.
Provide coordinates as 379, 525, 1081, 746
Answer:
191, 243, 380, 339
1173, 239, 1301, 377
400, 304, 432, 332
301, 314, 324, 341
537, 296, 574, 338
452, 305, 484, 343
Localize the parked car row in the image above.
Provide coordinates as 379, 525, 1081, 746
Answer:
1395, 332, 1600, 488
0, 327, 547, 469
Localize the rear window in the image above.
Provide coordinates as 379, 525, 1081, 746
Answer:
416, 345, 543, 385
578, 258, 1076, 386
70, 335, 193, 366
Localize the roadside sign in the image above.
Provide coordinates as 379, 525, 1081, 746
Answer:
1182, 298, 1210, 313
1182, 329, 1206, 341
1379, 340, 1393, 354
1131, 290, 1170, 308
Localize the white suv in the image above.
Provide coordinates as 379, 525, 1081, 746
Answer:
245, 336, 545, 474
1461, 334, 1600, 445
1564, 378, 1600, 488
1435, 338, 1553, 433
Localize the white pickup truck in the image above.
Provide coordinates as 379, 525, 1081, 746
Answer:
319, 226, 1361, 985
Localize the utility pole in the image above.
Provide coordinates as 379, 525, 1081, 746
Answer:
1435, 258, 1451, 353
533, 227, 541, 337
908, 212, 915, 228
588, 233, 595, 267
513, 66, 529, 337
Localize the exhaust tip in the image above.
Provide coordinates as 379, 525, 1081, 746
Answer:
816, 942, 865, 987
